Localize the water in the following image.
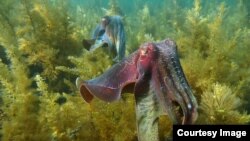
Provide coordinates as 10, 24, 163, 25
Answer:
0, 0, 249, 141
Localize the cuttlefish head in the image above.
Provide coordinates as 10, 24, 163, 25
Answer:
82, 16, 112, 51
82, 15, 124, 51
151, 39, 198, 124
77, 39, 198, 124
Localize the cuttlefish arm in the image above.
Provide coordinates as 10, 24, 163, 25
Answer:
76, 39, 198, 141
105, 16, 126, 61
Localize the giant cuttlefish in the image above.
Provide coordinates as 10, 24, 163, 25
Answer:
76, 39, 198, 141
82, 15, 126, 62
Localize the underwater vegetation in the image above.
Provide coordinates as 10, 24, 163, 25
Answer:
0, 0, 250, 141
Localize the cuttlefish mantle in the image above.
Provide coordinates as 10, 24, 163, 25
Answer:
76, 39, 198, 141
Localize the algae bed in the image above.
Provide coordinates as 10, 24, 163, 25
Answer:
0, 0, 250, 141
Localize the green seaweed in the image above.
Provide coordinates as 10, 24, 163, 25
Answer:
0, 0, 250, 141
198, 83, 250, 124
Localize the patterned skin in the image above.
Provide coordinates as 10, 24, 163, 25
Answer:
77, 39, 198, 141
82, 15, 126, 62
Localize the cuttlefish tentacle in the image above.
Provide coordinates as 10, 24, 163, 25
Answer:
76, 39, 198, 140
152, 40, 198, 124
115, 17, 126, 61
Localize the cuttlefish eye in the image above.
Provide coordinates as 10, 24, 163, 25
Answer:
101, 16, 110, 27
140, 43, 154, 56
140, 48, 148, 56
97, 29, 105, 36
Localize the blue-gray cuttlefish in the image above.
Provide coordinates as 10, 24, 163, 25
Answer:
82, 15, 126, 62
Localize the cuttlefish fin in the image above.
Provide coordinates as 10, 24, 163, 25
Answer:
76, 77, 94, 103
76, 52, 139, 103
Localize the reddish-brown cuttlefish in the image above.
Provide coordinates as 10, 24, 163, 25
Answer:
77, 39, 198, 141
